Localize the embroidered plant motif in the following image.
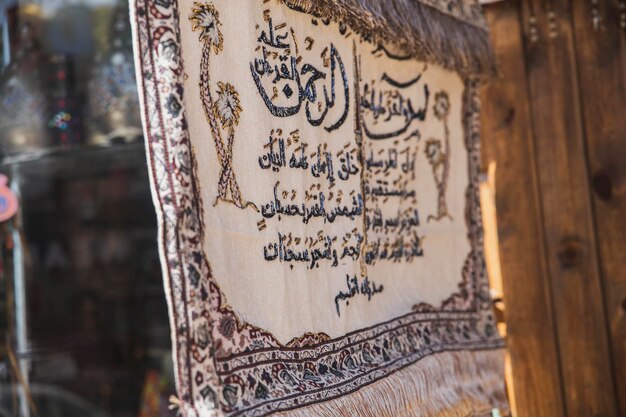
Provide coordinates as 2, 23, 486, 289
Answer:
214, 82, 241, 128
425, 139, 442, 162
190, 2, 257, 211
433, 90, 450, 120
218, 315, 236, 339
425, 91, 453, 222
190, 2, 223, 52
222, 384, 239, 407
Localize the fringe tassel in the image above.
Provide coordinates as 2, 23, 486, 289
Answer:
274, 349, 508, 417
169, 395, 183, 410
278, 0, 496, 78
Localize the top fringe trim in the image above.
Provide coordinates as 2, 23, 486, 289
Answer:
280, 0, 496, 78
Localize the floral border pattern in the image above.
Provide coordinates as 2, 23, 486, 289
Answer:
132, 0, 502, 416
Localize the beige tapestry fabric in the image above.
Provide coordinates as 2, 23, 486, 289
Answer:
131, 0, 508, 415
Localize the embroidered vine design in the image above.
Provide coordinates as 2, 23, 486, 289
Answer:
190, 3, 257, 211
425, 90, 453, 222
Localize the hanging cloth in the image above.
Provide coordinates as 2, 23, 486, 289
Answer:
130, 0, 507, 415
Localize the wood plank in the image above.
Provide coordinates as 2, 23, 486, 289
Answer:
570, 1, 626, 414
519, 0, 618, 415
480, 3, 566, 416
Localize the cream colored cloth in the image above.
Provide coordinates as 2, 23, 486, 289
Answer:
132, 0, 507, 415
184, 1, 469, 342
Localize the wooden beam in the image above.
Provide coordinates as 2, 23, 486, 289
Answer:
570, 1, 626, 414
518, 0, 618, 415
480, 2, 566, 416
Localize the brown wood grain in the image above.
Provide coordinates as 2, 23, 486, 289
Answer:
570, 1, 626, 414
480, 2, 566, 416
517, 0, 618, 416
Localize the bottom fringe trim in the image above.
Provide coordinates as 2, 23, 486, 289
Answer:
274, 348, 508, 417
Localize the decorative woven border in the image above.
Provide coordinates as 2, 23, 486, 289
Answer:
131, 0, 503, 415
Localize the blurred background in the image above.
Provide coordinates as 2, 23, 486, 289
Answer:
0, 0, 176, 416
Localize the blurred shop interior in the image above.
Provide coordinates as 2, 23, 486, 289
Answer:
0, 0, 176, 416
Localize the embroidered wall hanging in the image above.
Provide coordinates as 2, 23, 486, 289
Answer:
131, 0, 508, 415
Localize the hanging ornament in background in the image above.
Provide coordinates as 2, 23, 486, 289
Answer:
87, 5, 142, 146
0, 175, 18, 223
39, 3, 97, 147
0, 15, 51, 156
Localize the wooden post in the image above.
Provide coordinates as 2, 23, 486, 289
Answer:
480, 2, 566, 416
570, 1, 626, 414
517, 0, 617, 415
